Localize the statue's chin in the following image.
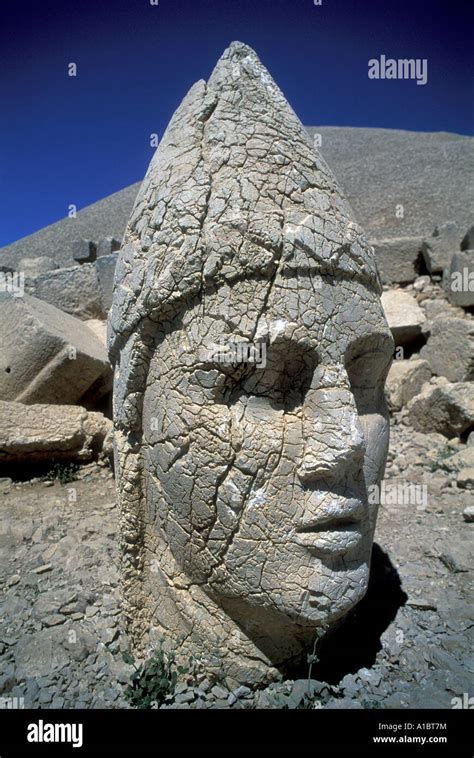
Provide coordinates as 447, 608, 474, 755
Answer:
208, 555, 371, 642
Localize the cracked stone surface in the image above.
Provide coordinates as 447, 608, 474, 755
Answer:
108, 42, 393, 684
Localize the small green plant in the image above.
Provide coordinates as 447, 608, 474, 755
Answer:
122, 642, 192, 709
294, 625, 328, 709
362, 699, 382, 709
427, 448, 456, 472
44, 462, 80, 485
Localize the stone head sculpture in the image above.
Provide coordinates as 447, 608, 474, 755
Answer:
108, 42, 393, 685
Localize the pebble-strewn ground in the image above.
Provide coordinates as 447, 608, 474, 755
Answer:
0, 420, 472, 710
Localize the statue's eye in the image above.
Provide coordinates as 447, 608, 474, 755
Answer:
196, 339, 318, 412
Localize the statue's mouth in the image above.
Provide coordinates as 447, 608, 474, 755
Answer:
292, 497, 367, 555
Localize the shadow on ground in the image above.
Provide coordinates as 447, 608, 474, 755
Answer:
292, 543, 408, 684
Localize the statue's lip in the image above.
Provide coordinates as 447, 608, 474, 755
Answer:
296, 497, 365, 533
296, 517, 360, 534
293, 521, 365, 556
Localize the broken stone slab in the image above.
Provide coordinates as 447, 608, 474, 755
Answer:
0, 401, 112, 464
0, 292, 111, 404
443, 251, 474, 308
381, 289, 426, 347
370, 237, 423, 285
95, 253, 118, 317
385, 358, 432, 411
420, 317, 474, 382
421, 222, 460, 274
422, 297, 465, 324
24, 262, 104, 320
405, 378, 474, 437
18, 257, 59, 276
73, 239, 97, 264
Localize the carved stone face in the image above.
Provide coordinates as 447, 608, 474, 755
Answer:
141, 270, 393, 634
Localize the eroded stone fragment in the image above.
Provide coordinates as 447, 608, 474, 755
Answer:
0, 401, 111, 465
381, 289, 425, 347
405, 378, 474, 438
385, 358, 431, 411
370, 237, 423, 285
0, 292, 110, 404
421, 317, 474, 382
109, 42, 393, 685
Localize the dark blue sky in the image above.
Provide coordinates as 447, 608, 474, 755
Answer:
1, 0, 472, 247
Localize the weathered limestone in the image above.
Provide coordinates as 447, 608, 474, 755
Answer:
25, 263, 103, 320
370, 237, 423, 285
444, 251, 474, 308
18, 257, 59, 276
421, 317, 474, 382
421, 222, 460, 274
0, 401, 111, 465
381, 289, 426, 347
385, 358, 432, 411
0, 292, 111, 404
405, 378, 474, 438
109, 42, 393, 685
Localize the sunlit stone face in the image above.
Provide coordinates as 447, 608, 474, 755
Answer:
141, 271, 393, 634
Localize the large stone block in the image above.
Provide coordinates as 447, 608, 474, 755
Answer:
18, 257, 59, 276
421, 317, 474, 382
421, 222, 460, 274
381, 289, 426, 347
0, 292, 111, 404
370, 237, 423, 285
443, 251, 474, 308
25, 263, 103, 320
0, 401, 112, 464
405, 378, 474, 438
385, 358, 432, 411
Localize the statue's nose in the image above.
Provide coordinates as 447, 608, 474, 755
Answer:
296, 367, 366, 483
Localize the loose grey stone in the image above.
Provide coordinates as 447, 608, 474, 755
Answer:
0, 292, 111, 404
370, 237, 423, 285
385, 358, 432, 411
462, 505, 474, 522
421, 222, 460, 274
25, 263, 104, 320
444, 251, 474, 308
19, 257, 59, 276
405, 378, 474, 437
0, 402, 112, 465
420, 317, 474, 382
381, 289, 426, 347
